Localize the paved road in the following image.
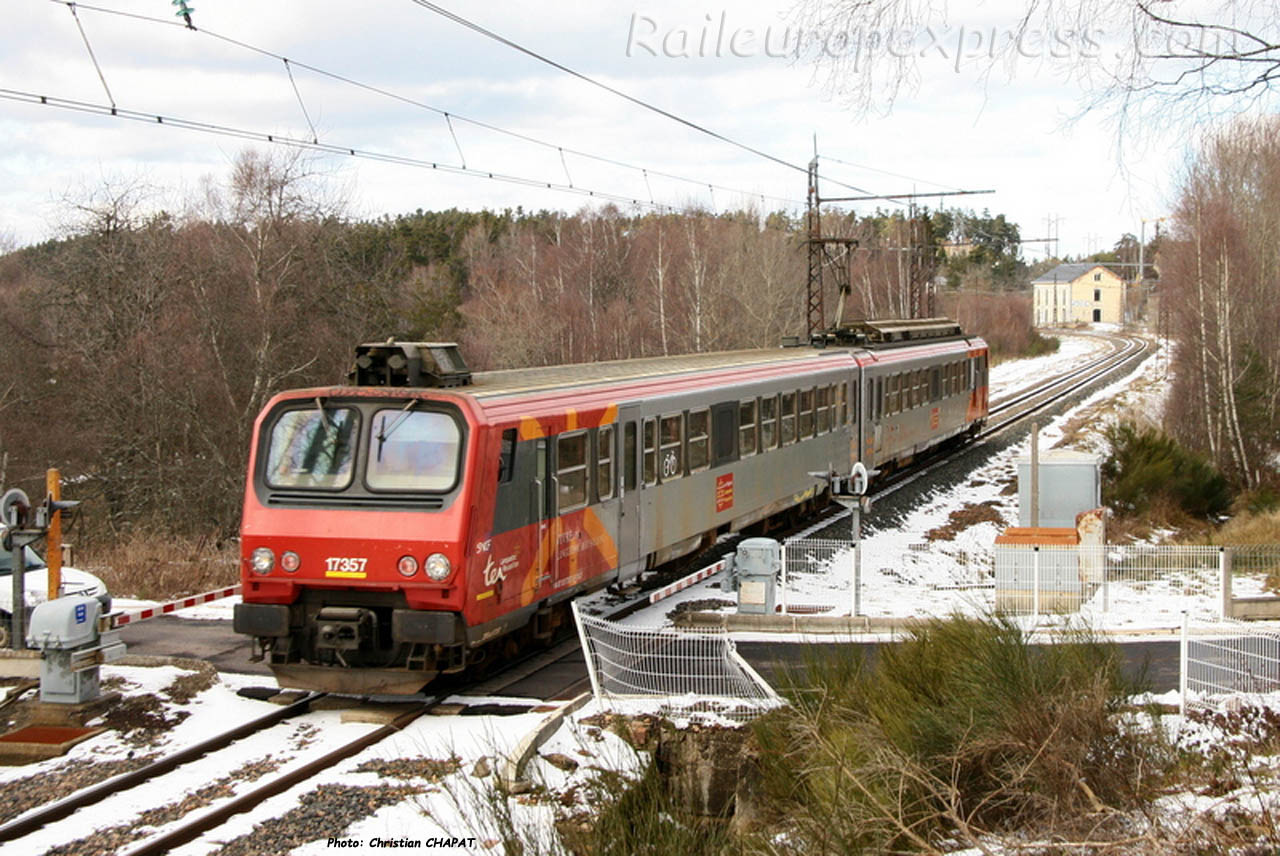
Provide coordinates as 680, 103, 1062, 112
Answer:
119, 617, 1183, 696
119, 616, 270, 677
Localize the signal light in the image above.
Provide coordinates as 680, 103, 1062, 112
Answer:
281, 551, 301, 573
397, 555, 419, 577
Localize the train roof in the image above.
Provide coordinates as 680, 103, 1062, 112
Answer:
466, 347, 851, 399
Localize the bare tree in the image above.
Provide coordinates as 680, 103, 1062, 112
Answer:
791, 1, 1280, 132
1162, 115, 1280, 487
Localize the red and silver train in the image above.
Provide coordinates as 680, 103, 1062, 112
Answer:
234, 319, 988, 693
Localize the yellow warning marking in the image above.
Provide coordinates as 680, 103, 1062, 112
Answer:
599, 404, 617, 426
518, 417, 545, 441
475, 590, 495, 601
325, 570, 367, 579
566, 408, 578, 431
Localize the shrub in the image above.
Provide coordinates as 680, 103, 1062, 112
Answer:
1102, 422, 1233, 521
748, 615, 1168, 852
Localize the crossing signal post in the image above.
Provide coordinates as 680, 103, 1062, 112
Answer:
1, 471, 80, 649
812, 462, 874, 617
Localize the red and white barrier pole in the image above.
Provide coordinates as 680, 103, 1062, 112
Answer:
110, 585, 242, 628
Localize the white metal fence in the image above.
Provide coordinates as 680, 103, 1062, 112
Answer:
571, 600, 780, 723
1181, 615, 1280, 715
776, 538, 1280, 628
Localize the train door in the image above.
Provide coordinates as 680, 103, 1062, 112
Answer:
616, 404, 643, 581
533, 438, 552, 594
871, 374, 884, 458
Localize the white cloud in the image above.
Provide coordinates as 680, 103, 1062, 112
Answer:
0, 0, 1205, 253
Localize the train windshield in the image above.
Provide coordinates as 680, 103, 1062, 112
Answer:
265, 406, 358, 489
366, 409, 461, 491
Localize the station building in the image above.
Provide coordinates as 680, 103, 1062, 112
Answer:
1031, 263, 1125, 327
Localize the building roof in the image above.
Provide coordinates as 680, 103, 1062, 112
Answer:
1030, 263, 1118, 285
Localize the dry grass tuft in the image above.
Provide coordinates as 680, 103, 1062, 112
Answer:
926, 501, 1007, 541
82, 531, 237, 601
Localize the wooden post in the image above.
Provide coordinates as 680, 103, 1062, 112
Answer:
46, 468, 61, 602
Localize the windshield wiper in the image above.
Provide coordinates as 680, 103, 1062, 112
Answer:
375, 400, 418, 462
313, 397, 336, 444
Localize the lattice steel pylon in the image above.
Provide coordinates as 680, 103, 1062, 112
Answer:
806, 157, 858, 343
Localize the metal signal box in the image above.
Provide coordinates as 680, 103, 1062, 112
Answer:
26, 596, 126, 704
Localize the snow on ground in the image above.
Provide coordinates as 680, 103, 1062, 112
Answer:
987, 330, 1110, 401
14, 331, 1280, 854
1, 659, 605, 856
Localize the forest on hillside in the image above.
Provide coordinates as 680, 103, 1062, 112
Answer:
0, 149, 1045, 541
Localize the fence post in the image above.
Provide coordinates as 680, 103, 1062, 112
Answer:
780, 543, 788, 616
1220, 546, 1232, 621
1032, 547, 1041, 618
1102, 545, 1110, 614
1179, 609, 1188, 717
571, 600, 602, 703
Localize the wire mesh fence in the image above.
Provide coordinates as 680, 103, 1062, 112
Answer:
1181, 616, 1280, 715
775, 538, 1280, 628
571, 600, 780, 723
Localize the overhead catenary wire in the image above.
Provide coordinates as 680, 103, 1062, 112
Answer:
819, 154, 966, 194
283, 58, 319, 144
403, 0, 882, 198
40, 0, 808, 210
0, 87, 682, 213
66, 2, 114, 110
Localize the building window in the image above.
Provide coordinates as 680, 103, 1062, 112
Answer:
1094, 288, 1101, 301
1093, 272, 1101, 281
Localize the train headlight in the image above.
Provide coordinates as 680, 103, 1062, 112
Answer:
397, 555, 419, 577
281, 551, 301, 573
425, 553, 451, 581
250, 547, 275, 575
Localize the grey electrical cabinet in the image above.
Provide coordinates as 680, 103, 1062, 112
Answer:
1018, 450, 1101, 528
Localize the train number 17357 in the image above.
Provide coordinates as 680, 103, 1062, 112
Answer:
325, 557, 368, 574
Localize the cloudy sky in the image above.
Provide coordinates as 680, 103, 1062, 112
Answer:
0, 0, 1238, 257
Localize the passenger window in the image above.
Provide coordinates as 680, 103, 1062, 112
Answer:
497, 428, 516, 484
739, 399, 758, 457
887, 375, 899, 415
556, 432, 588, 512
624, 422, 637, 491
760, 395, 778, 449
780, 392, 797, 444
659, 414, 684, 480
687, 409, 710, 472
816, 387, 829, 434
799, 389, 814, 438
642, 418, 657, 486
597, 425, 615, 501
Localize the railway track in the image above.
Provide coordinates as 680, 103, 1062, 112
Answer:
0, 695, 450, 854
0, 623, 595, 854
0, 333, 1152, 854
